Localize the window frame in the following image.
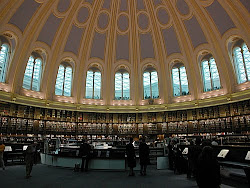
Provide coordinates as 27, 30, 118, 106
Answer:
232, 41, 250, 84
171, 63, 189, 97
143, 68, 159, 99
55, 63, 73, 96
201, 55, 221, 92
22, 53, 43, 91
0, 43, 10, 83
85, 68, 102, 99
114, 70, 130, 100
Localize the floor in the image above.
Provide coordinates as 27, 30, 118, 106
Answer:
0, 165, 248, 188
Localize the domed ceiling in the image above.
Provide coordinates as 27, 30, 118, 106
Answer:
0, 0, 249, 112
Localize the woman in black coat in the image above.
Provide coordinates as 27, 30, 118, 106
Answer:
126, 137, 136, 176
139, 138, 150, 176
196, 146, 221, 188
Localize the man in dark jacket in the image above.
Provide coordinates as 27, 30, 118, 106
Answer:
139, 138, 149, 176
188, 138, 202, 178
196, 146, 221, 188
25, 143, 36, 178
79, 140, 91, 172
126, 137, 136, 176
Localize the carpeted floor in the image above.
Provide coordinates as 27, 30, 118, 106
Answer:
0, 164, 248, 188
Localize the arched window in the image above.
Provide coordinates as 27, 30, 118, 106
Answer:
233, 41, 250, 84
201, 56, 221, 92
115, 71, 130, 100
0, 43, 10, 83
85, 69, 101, 99
172, 64, 189, 96
55, 64, 72, 96
143, 69, 159, 99
22, 54, 42, 91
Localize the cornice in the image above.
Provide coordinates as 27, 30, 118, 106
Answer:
1, 89, 249, 113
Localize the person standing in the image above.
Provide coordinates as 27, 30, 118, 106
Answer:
126, 137, 136, 176
139, 138, 149, 176
196, 146, 221, 188
79, 140, 91, 172
0, 141, 5, 170
25, 143, 36, 179
167, 140, 174, 170
190, 138, 202, 178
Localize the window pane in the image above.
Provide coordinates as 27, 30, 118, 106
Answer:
234, 47, 247, 83
243, 43, 250, 81
32, 58, 42, 91
143, 72, 151, 99
0, 44, 9, 82
86, 71, 93, 98
172, 68, 180, 96
115, 73, 122, 100
23, 56, 34, 90
123, 72, 130, 100
64, 67, 72, 96
94, 71, 101, 99
151, 71, 159, 99
202, 60, 212, 92
55, 65, 65, 95
209, 57, 221, 90
180, 66, 189, 95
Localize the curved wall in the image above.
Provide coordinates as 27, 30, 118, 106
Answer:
0, 0, 249, 113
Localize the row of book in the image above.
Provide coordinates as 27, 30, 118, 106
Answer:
0, 100, 249, 123
0, 115, 249, 135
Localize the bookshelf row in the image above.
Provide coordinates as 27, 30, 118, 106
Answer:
0, 100, 249, 123
0, 115, 249, 135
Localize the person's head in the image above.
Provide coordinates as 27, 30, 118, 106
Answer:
202, 139, 212, 147
201, 146, 214, 160
0, 140, 3, 145
129, 137, 133, 143
195, 137, 201, 145
82, 139, 86, 143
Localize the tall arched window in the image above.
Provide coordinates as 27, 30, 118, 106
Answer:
0, 43, 10, 83
143, 69, 159, 99
115, 71, 130, 100
201, 56, 221, 92
55, 64, 72, 96
85, 68, 101, 99
233, 41, 250, 84
172, 64, 189, 96
22, 54, 42, 91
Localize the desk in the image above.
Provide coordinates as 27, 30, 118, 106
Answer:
219, 161, 250, 184
40, 153, 126, 170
